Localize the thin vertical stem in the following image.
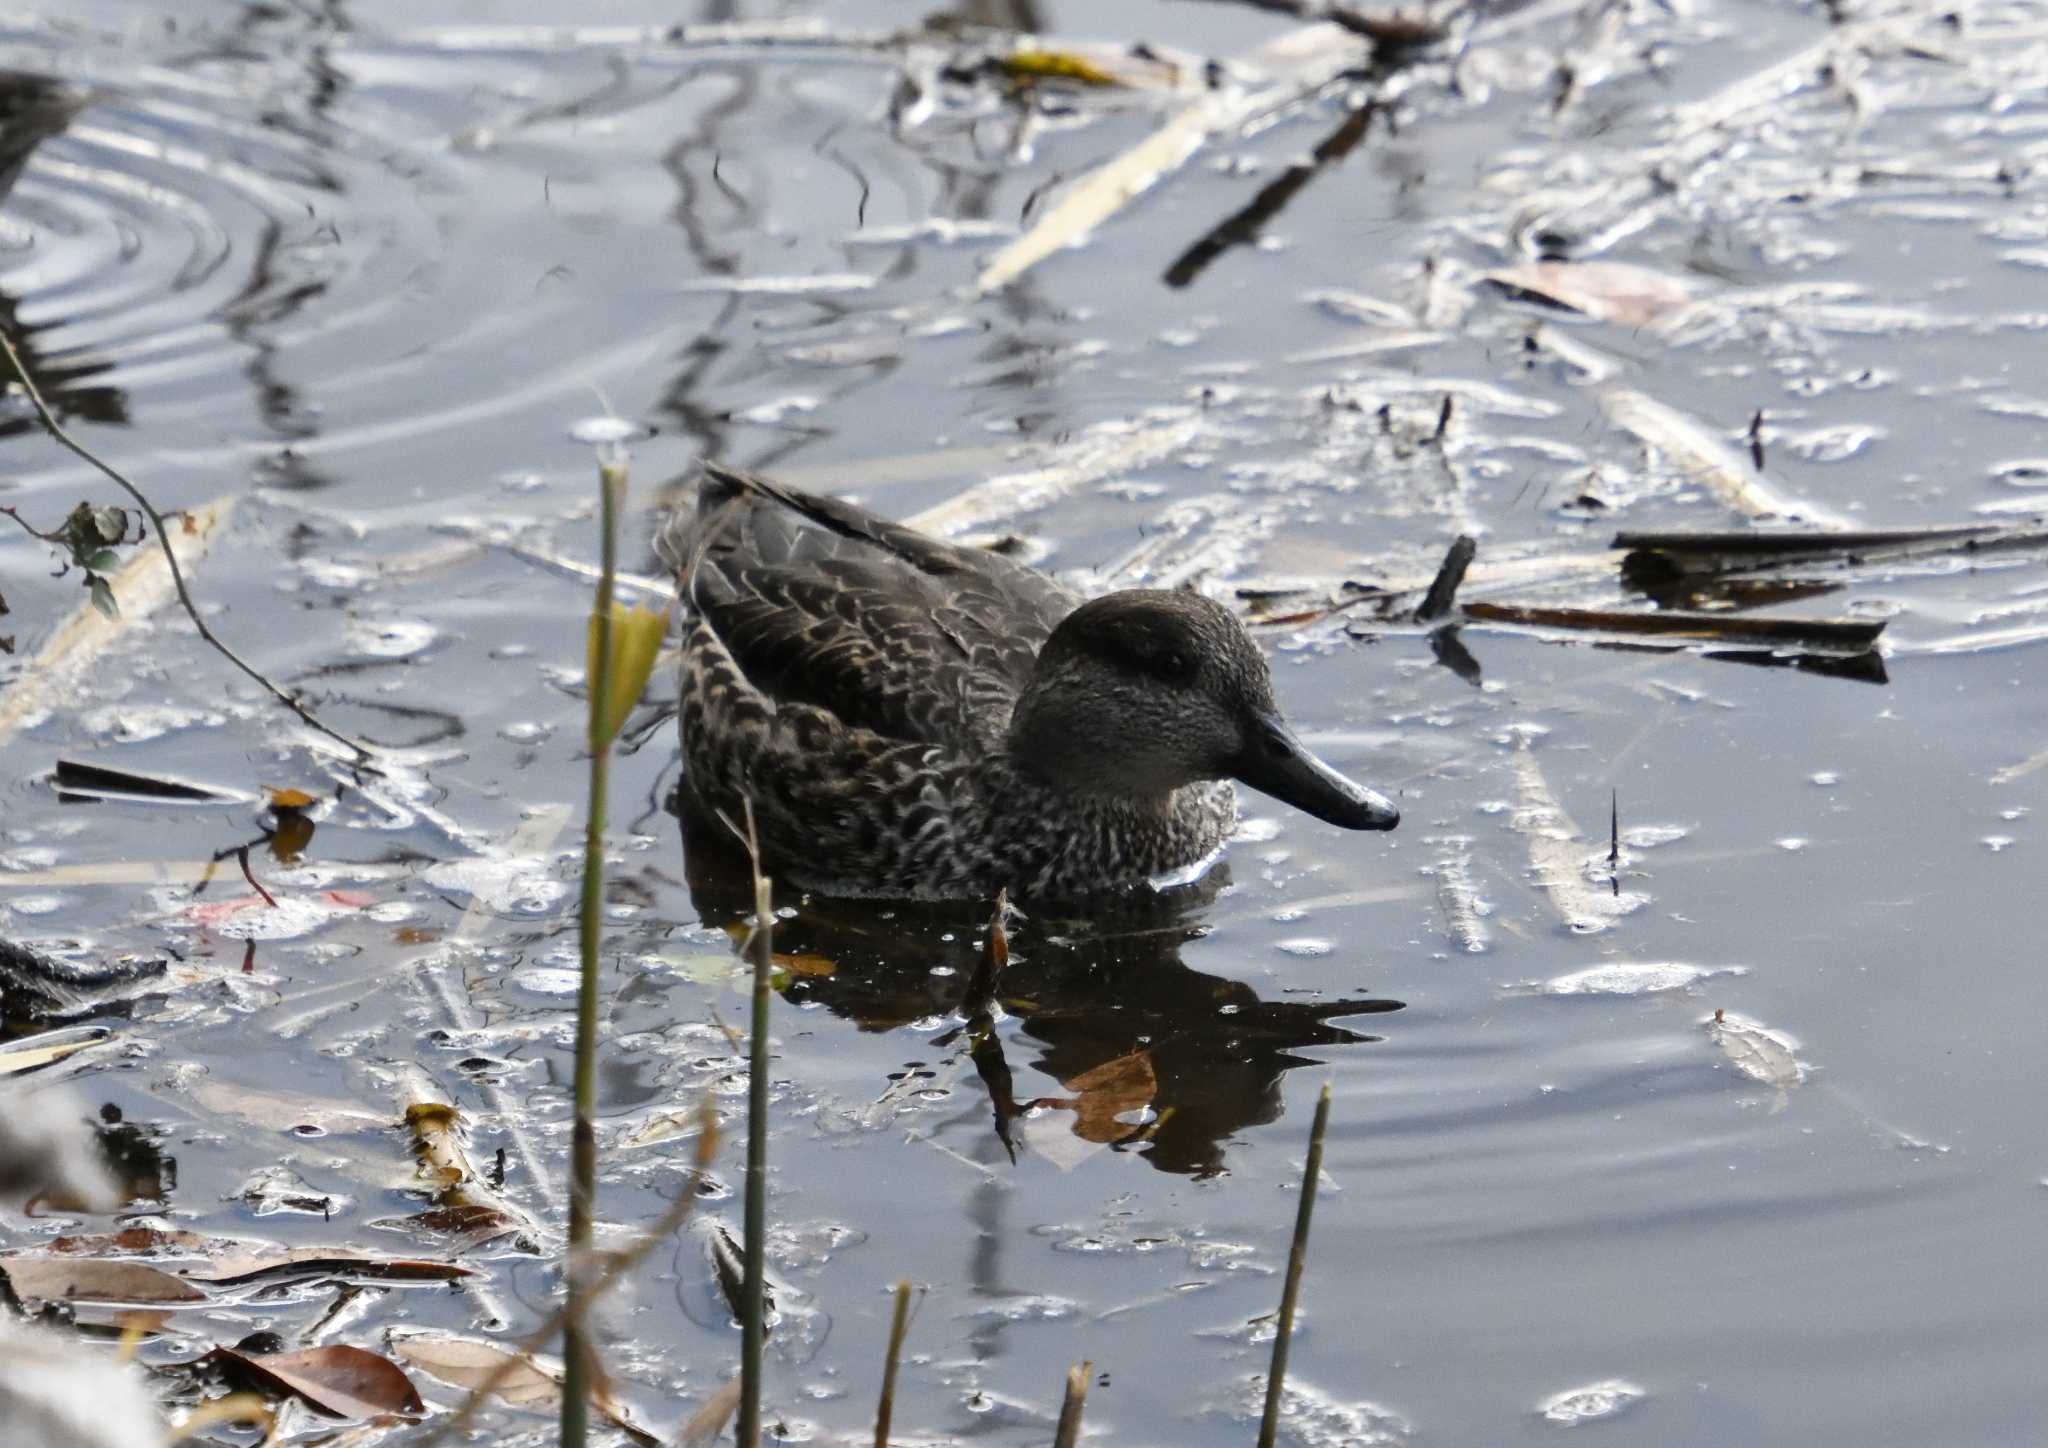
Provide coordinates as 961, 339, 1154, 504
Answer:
1258, 1082, 1332, 1448
874, 1278, 913, 1447
739, 800, 773, 1448
562, 458, 625, 1448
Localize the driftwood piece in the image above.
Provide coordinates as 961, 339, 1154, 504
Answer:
1463, 601, 1884, 650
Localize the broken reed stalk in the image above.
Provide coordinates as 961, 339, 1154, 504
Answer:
1052, 1361, 1091, 1448
562, 453, 626, 1448
873, 1278, 913, 1447
416, 1103, 721, 1448
739, 798, 774, 1448
1414, 534, 1477, 623
0, 328, 375, 765
1257, 1082, 1332, 1448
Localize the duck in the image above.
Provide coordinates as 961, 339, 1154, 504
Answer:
659, 462, 1398, 900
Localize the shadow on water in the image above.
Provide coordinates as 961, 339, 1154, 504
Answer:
676, 807, 1402, 1179
0, 71, 128, 437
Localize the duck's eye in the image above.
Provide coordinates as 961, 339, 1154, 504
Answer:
1156, 649, 1194, 683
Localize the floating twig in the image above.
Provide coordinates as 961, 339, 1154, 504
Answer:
1258, 1083, 1332, 1448
1462, 600, 1884, 650
1616, 522, 2039, 580
976, 22, 1374, 295
1164, 99, 1378, 289
0, 329, 376, 763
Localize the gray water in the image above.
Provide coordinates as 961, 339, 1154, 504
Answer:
3, 0, 2047, 1442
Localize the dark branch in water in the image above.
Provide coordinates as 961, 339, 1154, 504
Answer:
1165, 99, 1380, 289
1617, 523, 2028, 563
1414, 534, 1477, 622
0, 329, 377, 766
1463, 600, 1885, 649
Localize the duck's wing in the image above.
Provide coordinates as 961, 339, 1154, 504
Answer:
659, 462, 1077, 748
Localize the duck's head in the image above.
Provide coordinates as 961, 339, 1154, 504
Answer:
1007, 590, 1400, 831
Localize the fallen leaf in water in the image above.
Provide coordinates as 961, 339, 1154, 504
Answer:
48, 1225, 222, 1256
0, 1256, 206, 1304
997, 48, 1127, 87
393, 1334, 556, 1411
676, 1377, 743, 1447
392, 1333, 656, 1441
210, 1343, 423, 1419
1019, 1051, 1162, 1168
368, 1203, 526, 1253
1707, 1010, 1807, 1087
1062, 1051, 1158, 1144
1485, 261, 1696, 327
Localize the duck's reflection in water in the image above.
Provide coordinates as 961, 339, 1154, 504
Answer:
679, 812, 1402, 1178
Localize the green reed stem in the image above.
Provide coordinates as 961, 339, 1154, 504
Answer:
562, 457, 625, 1448
740, 801, 773, 1447
874, 1278, 913, 1447
1258, 1082, 1332, 1448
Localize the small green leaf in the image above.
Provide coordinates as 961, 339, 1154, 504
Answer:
86, 548, 121, 572
88, 575, 118, 618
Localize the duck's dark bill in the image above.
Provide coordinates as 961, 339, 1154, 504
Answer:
1233, 710, 1400, 831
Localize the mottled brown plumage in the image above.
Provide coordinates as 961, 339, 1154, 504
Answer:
660, 463, 1397, 899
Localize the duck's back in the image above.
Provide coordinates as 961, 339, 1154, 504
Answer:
661, 463, 1077, 752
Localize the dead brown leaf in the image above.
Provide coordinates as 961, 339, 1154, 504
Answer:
394, 1334, 557, 1412
210, 1343, 424, 1420
43, 1226, 473, 1285
676, 1377, 743, 1447
0, 1256, 206, 1304
393, 1334, 656, 1442
1061, 1051, 1158, 1143
1486, 260, 1696, 328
